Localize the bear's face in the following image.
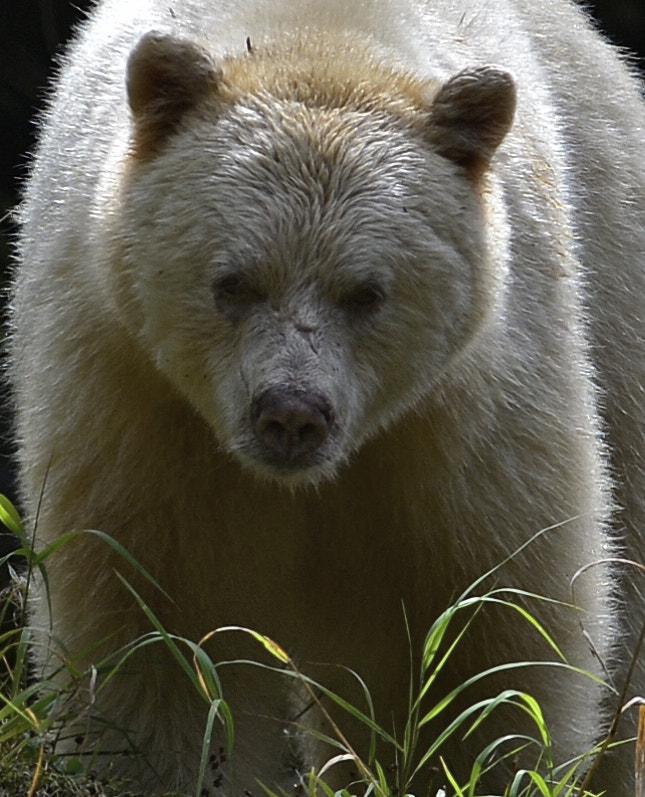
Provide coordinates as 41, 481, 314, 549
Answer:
116, 34, 515, 486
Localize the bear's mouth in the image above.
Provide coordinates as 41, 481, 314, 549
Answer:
253, 441, 332, 472
217, 384, 348, 485
233, 440, 343, 487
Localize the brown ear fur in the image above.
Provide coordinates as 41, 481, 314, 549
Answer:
127, 32, 222, 158
428, 67, 516, 175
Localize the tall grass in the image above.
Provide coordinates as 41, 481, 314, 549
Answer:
0, 496, 625, 797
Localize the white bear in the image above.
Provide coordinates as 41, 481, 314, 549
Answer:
10, 0, 645, 794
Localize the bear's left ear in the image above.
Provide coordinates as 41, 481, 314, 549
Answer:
127, 31, 222, 158
427, 67, 516, 175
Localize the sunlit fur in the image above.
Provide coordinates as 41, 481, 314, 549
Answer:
10, 0, 645, 794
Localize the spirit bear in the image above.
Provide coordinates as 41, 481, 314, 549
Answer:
10, 0, 645, 794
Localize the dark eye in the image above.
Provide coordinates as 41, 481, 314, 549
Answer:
344, 282, 386, 313
213, 274, 246, 300
212, 274, 262, 319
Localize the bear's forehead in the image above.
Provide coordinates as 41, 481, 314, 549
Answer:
203, 109, 424, 249
126, 98, 438, 260
127, 92, 466, 296
185, 32, 440, 182
212, 99, 424, 187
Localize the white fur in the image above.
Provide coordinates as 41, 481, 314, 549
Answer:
10, 0, 645, 794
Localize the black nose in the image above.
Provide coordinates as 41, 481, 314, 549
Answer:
251, 387, 333, 464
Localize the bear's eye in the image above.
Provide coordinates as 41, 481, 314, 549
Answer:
214, 274, 246, 299
212, 274, 262, 319
343, 282, 386, 314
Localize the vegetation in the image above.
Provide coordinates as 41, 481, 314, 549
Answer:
0, 496, 631, 797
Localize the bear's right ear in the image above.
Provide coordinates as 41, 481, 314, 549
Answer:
127, 31, 222, 158
427, 67, 516, 177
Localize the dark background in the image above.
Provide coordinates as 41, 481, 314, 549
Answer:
0, 0, 644, 506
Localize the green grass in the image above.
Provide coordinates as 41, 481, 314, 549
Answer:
0, 496, 625, 797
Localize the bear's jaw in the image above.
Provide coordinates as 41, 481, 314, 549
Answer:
233, 444, 347, 488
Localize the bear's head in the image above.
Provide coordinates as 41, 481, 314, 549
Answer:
115, 32, 515, 486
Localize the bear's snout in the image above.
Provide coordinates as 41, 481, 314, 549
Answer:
251, 386, 334, 466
